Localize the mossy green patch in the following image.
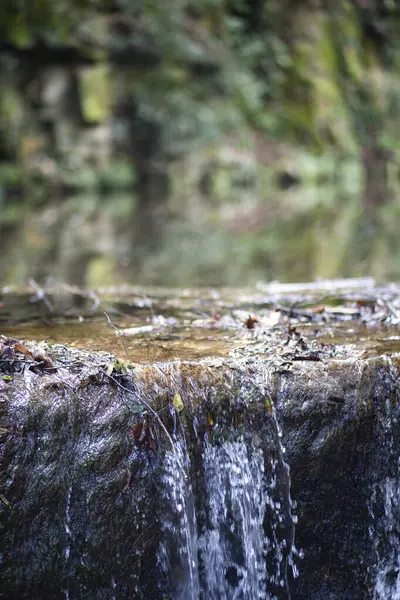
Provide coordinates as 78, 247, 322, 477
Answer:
86, 256, 118, 288
78, 65, 111, 124
99, 161, 136, 190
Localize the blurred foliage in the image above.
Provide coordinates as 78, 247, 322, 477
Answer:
1, 0, 399, 154
0, 0, 400, 285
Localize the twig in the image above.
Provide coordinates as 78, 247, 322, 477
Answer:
61, 283, 101, 312
29, 279, 54, 312
104, 372, 179, 454
290, 355, 321, 362
0, 493, 11, 509
103, 312, 187, 478
104, 312, 130, 359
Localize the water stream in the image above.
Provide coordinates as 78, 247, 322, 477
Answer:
3, 288, 400, 599
199, 440, 268, 600
373, 475, 400, 600
372, 358, 400, 599
159, 441, 200, 600
159, 413, 299, 599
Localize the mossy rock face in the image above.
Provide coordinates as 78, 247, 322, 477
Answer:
1, 283, 400, 598
0, 344, 398, 598
78, 65, 111, 124
276, 357, 399, 598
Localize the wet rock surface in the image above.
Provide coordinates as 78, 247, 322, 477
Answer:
1, 280, 400, 599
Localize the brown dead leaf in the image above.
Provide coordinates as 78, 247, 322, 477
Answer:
244, 316, 259, 330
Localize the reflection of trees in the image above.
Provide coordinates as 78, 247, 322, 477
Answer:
0, 0, 399, 282
324, 1, 398, 220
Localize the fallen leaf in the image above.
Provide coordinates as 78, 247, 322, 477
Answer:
14, 343, 34, 358
244, 316, 259, 329
312, 305, 326, 314
106, 362, 114, 376
173, 392, 184, 412
265, 397, 273, 413
132, 423, 144, 443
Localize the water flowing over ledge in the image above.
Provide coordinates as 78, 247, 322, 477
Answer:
1, 282, 400, 599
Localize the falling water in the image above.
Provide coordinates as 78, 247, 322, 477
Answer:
64, 486, 72, 561
268, 408, 301, 592
159, 428, 299, 599
373, 475, 400, 600
158, 441, 200, 600
63, 486, 72, 600
199, 440, 268, 600
372, 357, 400, 600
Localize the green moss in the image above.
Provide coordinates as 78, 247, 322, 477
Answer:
86, 256, 118, 287
0, 88, 24, 134
0, 193, 25, 225
212, 166, 234, 201
0, 164, 21, 186
7, 14, 33, 48
314, 201, 360, 279
102, 193, 135, 222
99, 161, 136, 190
60, 167, 99, 190
318, 23, 339, 74
78, 65, 111, 124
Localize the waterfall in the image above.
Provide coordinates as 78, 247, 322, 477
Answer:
159, 429, 299, 599
199, 440, 268, 600
158, 441, 200, 600
373, 475, 400, 600
371, 357, 400, 600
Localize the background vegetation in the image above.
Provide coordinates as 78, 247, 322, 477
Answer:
0, 0, 399, 286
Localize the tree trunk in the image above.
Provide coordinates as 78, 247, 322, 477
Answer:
133, 163, 170, 264
362, 135, 390, 221
129, 112, 170, 274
